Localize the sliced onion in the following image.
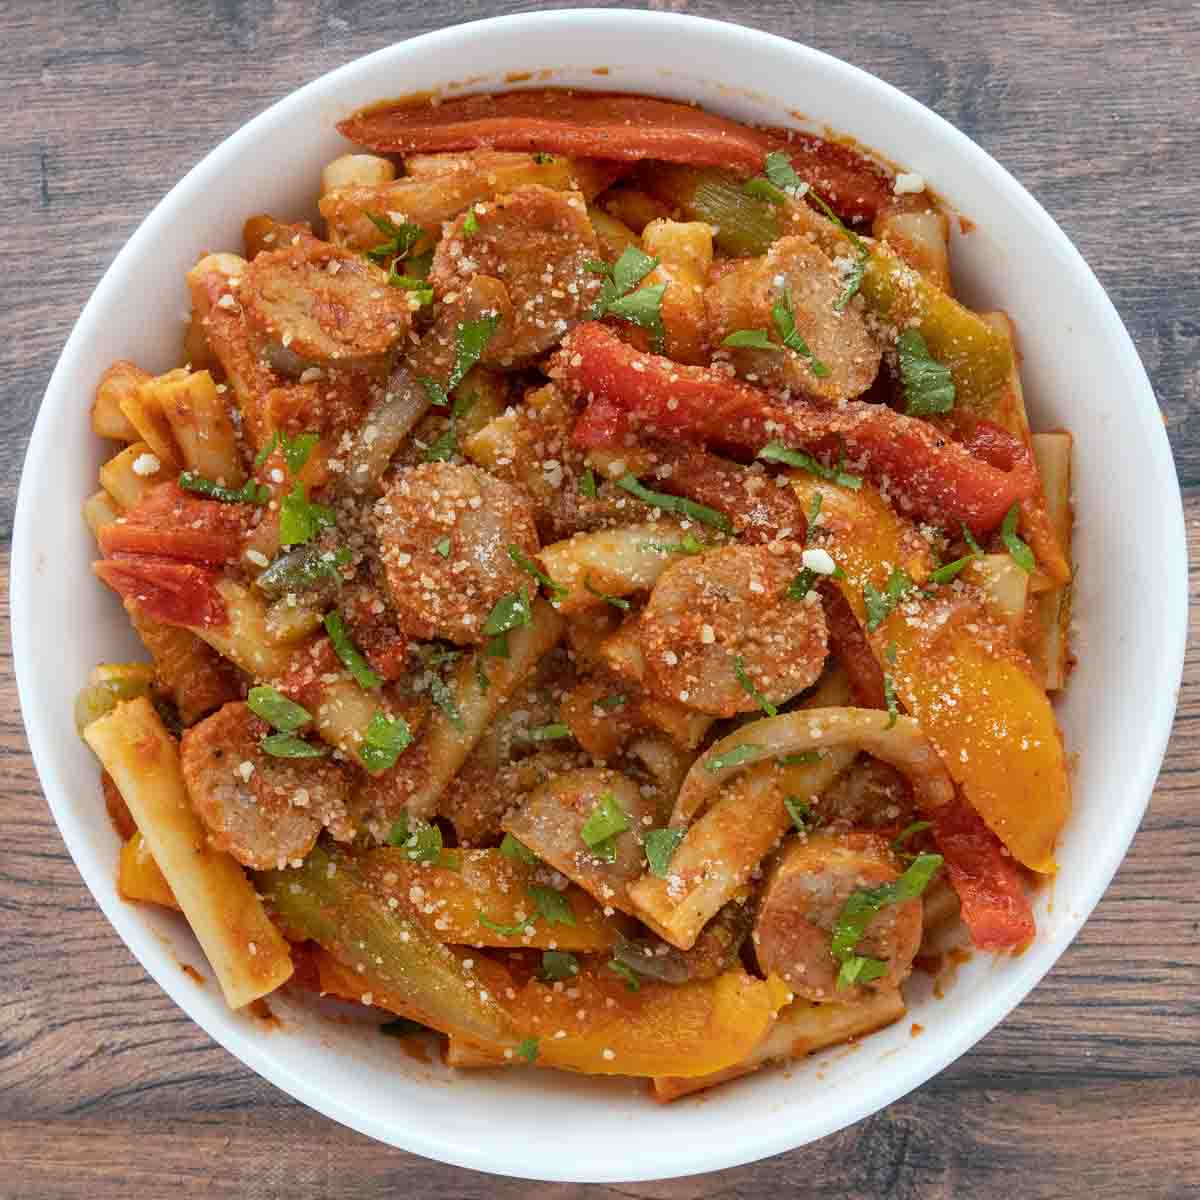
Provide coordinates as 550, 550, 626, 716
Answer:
342, 366, 429, 494
672, 707, 955, 825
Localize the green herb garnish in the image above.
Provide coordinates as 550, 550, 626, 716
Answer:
615, 473, 732, 532
528, 722, 571, 742
587, 247, 667, 351
482, 586, 533, 657
734, 654, 778, 717
260, 733, 328, 759
883, 672, 900, 729
584, 578, 630, 610
722, 328, 777, 350
254, 430, 320, 473
607, 959, 641, 992
772, 291, 831, 377
784, 795, 819, 833
757, 442, 863, 490
365, 212, 423, 266
781, 750, 824, 766
704, 743, 764, 773
508, 545, 568, 601
179, 471, 269, 505
838, 955, 890, 988
596, 693, 627, 711
478, 911, 537, 937
419, 314, 501, 407
804, 185, 871, 311
360, 710, 413, 774
428, 674, 466, 734
532, 152, 554, 165
831, 852, 943, 988
539, 950, 579, 982
864, 567, 915, 632
247, 685, 311, 733
896, 329, 956, 416
1001, 503, 1036, 573
787, 568, 819, 601
892, 820, 933, 854
500, 833, 538, 865
279, 481, 336, 547
461, 209, 479, 236
640, 534, 707, 556
643, 828, 685, 878
434, 536, 451, 558
579, 468, 598, 499
324, 611, 383, 690
528, 884, 576, 927
515, 1037, 539, 1063
580, 791, 631, 862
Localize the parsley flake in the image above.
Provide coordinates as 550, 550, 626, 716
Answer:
615, 473, 732, 532
1001, 503, 1036, 573
864, 567, 915, 632
757, 442, 863, 490
784, 795, 819, 833
434, 536, 451, 558
499, 833, 538, 865
892, 820, 933, 855
607, 960, 641, 992
704, 743, 764, 773
722, 328, 778, 351
584, 577, 630, 610
247, 686, 311, 733
461, 209, 479, 236
896, 329, 956, 416
254, 430, 319, 474
364, 212, 424, 266
587, 247, 667, 351
507, 545, 568, 601
734, 654, 778, 717
179, 471, 269, 505
579, 468, 598, 499
279, 482, 336, 547
428, 674, 466, 734
644, 828, 685, 878
580, 791, 631, 862
528, 722, 571, 742
260, 732, 328, 759
883, 672, 900, 729
478, 911, 537, 937
419, 314, 501, 407
528, 884, 576, 927
515, 1037, 539, 1063
324, 611, 383, 690
772, 291, 831, 377
539, 950, 578, 982
360, 710, 413, 774
804, 186, 871, 310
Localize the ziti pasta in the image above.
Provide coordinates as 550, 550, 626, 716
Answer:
77, 88, 1072, 1092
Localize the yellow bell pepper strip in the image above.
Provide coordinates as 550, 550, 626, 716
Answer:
357, 846, 622, 953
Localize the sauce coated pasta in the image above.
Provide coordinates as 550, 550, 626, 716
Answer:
79, 88, 1073, 1096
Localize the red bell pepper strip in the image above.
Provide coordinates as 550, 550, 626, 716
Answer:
551, 323, 1037, 536
98, 481, 249, 564
338, 92, 891, 223
929, 798, 1036, 951
94, 556, 228, 628
819, 581, 886, 709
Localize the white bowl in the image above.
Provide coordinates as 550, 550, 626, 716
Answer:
12, 9, 1187, 1183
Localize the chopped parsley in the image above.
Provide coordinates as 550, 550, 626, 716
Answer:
260, 732, 328, 759
892, 820, 933, 855
784, 795, 819, 833
1001, 503, 1036, 573
743, 176, 791, 205
507, 544, 568, 601
787, 568, 819, 601
539, 950, 578, 982
420, 313, 501, 407
386, 261, 434, 306
482, 586, 533, 658
279, 482, 336, 547
254, 429, 319, 473
643, 827, 685, 878
578, 468, 598, 499
757, 442, 863, 490
704, 743, 764, 773
615, 473, 732, 532
772, 291, 831, 377
434, 536, 451, 558
595, 693, 627, 711
360, 710, 413, 774
640, 534, 707, 556
500, 833, 538, 865
324, 611, 383, 690
478, 911, 537, 937
734, 654, 778, 717
928, 537, 983, 585
883, 672, 900, 729
178, 471, 269, 505
896, 329, 956, 416
584, 577, 630, 610
580, 791, 631, 862
831, 852, 943, 989
532, 152, 554, 165
423, 391, 476, 463
515, 1037, 539, 1063
781, 750, 824, 766
386, 814, 444, 863
804, 185, 871, 311
607, 959, 641, 992
528, 722, 571, 742
864, 567, 915, 632
428, 674, 466, 734
461, 209, 479, 237
528, 884, 576, 927
722, 328, 777, 351
587, 248, 667, 351
364, 212, 424, 266
247, 685, 311, 733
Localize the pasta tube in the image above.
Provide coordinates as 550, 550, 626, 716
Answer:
84, 697, 293, 1008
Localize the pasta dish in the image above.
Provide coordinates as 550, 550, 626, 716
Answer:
76, 89, 1073, 1098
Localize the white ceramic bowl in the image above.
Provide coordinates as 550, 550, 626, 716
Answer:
12, 9, 1187, 1183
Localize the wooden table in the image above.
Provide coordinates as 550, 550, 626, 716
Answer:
2, 3, 1196, 1196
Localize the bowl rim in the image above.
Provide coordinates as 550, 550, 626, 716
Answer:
11, 8, 1188, 1182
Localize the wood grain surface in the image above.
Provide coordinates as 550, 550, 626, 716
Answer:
2, 2, 1197, 1197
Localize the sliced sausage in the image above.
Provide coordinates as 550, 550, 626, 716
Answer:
753, 832, 923, 1002
705, 235, 881, 405
241, 230, 414, 374
501, 768, 656, 915
638, 543, 828, 717
373, 462, 539, 645
428, 185, 601, 365
180, 701, 353, 869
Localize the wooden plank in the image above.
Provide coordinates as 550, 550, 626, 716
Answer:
0, 1, 1197, 1196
